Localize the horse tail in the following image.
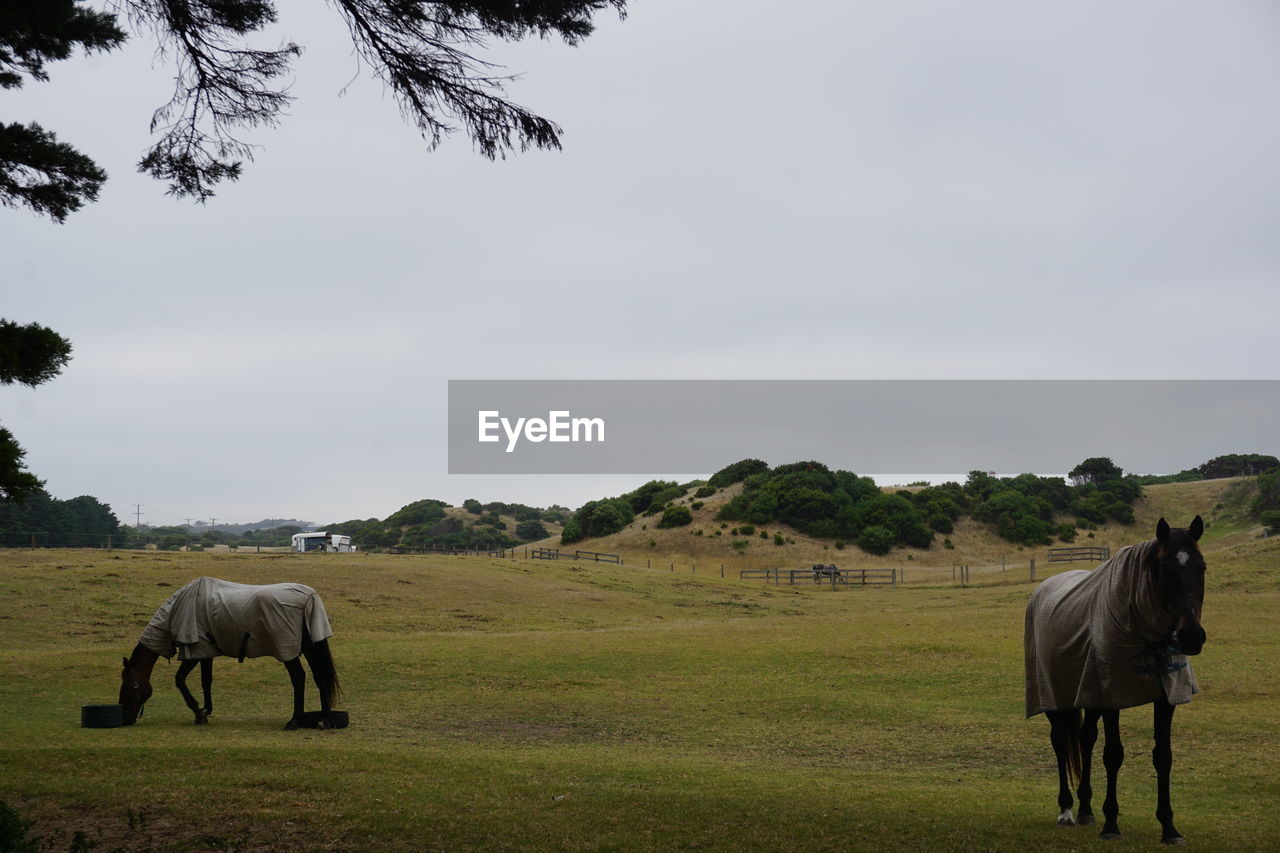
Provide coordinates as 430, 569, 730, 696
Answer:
1063, 708, 1083, 786
309, 638, 342, 706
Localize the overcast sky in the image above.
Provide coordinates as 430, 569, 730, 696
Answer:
3, 1, 1279, 528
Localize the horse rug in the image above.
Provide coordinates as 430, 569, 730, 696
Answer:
1025, 539, 1198, 717
139, 576, 333, 662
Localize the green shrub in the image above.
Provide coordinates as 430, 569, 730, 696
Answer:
657, 505, 693, 528
1260, 510, 1280, 535
773, 533, 785, 546
386, 499, 449, 528
858, 525, 895, 556
515, 520, 549, 541
709, 458, 770, 488
1057, 523, 1077, 543
731, 539, 749, 552
695, 485, 717, 498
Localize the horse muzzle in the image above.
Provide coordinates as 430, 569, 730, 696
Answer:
1172, 626, 1206, 656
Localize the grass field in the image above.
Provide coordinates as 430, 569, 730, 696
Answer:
1, 529, 1277, 851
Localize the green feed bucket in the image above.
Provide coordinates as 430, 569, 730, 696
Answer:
81, 704, 124, 728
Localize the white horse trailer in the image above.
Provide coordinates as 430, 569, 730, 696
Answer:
291, 532, 355, 553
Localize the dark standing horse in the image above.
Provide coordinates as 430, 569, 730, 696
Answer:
1025, 517, 1207, 844
119, 577, 341, 730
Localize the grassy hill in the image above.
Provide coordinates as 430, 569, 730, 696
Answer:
1, 513, 1276, 850
532, 477, 1263, 583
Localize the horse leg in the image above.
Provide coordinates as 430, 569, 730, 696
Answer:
199, 657, 213, 720
1077, 709, 1102, 826
282, 657, 306, 731
301, 645, 332, 729
1046, 710, 1076, 826
1100, 709, 1124, 840
1154, 699, 1184, 845
174, 659, 207, 724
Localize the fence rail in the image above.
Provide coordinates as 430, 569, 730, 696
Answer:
1047, 546, 1110, 564
573, 550, 623, 564
739, 567, 897, 587
395, 545, 507, 558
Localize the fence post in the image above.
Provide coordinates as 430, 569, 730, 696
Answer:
720, 564, 724, 578
1030, 557, 1036, 581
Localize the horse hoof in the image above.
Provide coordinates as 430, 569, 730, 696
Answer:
283, 719, 299, 731
1100, 832, 1122, 841
1078, 814, 1096, 826
1056, 811, 1076, 828
1162, 837, 1187, 846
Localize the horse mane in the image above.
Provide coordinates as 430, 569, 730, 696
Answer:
124, 643, 160, 676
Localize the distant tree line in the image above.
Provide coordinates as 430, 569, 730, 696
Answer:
558, 456, 1155, 555
324, 498, 564, 552
1129, 453, 1280, 485
560, 478, 708, 544
0, 489, 119, 546
0, 491, 567, 551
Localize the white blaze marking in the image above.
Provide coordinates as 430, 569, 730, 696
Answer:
1177, 549, 1190, 566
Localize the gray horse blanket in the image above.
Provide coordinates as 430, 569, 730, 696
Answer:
1025, 539, 1198, 717
139, 577, 333, 662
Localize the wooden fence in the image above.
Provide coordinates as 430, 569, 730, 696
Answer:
1047, 546, 1110, 564
529, 547, 623, 564
574, 550, 623, 564
397, 545, 507, 558
739, 567, 897, 588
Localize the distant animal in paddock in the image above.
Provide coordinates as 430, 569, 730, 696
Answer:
811, 563, 839, 582
1025, 517, 1207, 845
119, 577, 341, 730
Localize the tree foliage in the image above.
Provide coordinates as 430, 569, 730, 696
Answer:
657, 504, 692, 528
0, 488, 120, 546
1198, 453, 1280, 480
1067, 457, 1124, 486
708, 458, 770, 489
1, 0, 628, 219
0, 319, 73, 503
0, 1, 125, 221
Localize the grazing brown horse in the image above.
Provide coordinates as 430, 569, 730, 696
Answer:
1025, 517, 1206, 844
119, 577, 340, 730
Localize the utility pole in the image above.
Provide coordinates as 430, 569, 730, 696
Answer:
134, 504, 142, 529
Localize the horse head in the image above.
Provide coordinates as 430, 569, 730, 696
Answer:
1153, 515, 1207, 656
119, 655, 154, 725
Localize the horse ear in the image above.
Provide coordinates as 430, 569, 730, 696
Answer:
122, 657, 130, 669
1189, 515, 1204, 541
1156, 517, 1170, 542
